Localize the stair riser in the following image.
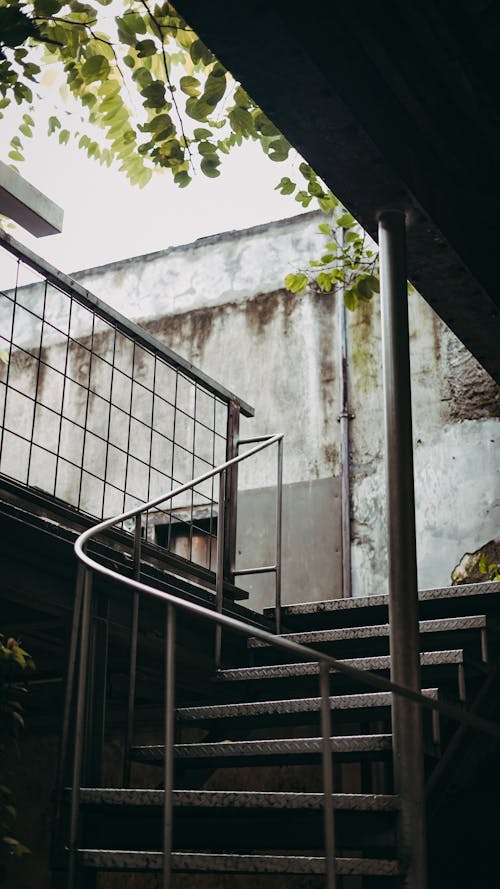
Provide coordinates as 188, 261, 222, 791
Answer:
211, 664, 469, 705
78, 807, 397, 852
249, 630, 487, 666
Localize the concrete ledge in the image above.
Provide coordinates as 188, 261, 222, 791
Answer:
0, 161, 63, 236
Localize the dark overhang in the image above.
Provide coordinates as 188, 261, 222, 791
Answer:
178, 1, 500, 383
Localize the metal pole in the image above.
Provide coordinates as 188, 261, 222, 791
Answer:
214, 470, 226, 670
337, 231, 352, 597
319, 662, 336, 889
224, 401, 240, 581
275, 438, 283, 634
67, 569, 93, 889
51, 564, 84, 869
378, 209, 427, 888
163, 604, 176, 889
123, 515, 142, 786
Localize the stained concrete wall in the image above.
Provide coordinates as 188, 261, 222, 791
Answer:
3, 211, 499, 603
73, 211, 500, 600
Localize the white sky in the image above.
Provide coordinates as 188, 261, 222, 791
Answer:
0, 107, 304, 276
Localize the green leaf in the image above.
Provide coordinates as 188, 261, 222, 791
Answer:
284, 273, 308, 294
204, 69, 226, 107
299, 162, 313, 180
189, 39, 213, 66
295, 190, 312, 208
321, 254, 334, 264
275, 177, 296, 196
136, 39, 157, 58
318, 222, 331, 235
344, 288, 358, 311
308, 180, 323, 196
0, 350, 9, 364
266, 136, 290, 162
317, 272, 334, 292
345, 230, 360, 244
200, 155, 220, 178
254, 111, 277, 136
58, 129, 70, 145
48, 115, 61, 135
193, 127, 212, 140
180, 75, 200, 97
197, 140, 216, 156
337, 212, 355, 228
81, 55, 109, 83
229, 105, 254, 137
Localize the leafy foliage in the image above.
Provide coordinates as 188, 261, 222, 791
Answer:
279, 164, 379, 308
0, 0, 291, 188
0, 634, 35, 865
0, 0, 379, 304
479, 553, 500, 582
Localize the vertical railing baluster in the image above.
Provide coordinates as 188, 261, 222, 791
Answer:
52, 562, 84, 865
214, 470, 226, 670
123, 514, 142, 786
320, 660, 336, 889
223, 401, 240, 582
275, 437, 283, 635
68, 568, 93, 889
163, 604, 176, 889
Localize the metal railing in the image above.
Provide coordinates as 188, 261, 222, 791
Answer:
0, 230, 252, 577
60, 441, 500, 889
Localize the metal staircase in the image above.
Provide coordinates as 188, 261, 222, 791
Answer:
52, 446, 500, 888
2, 224, 500, 888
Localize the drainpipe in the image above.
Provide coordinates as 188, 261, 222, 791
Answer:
338, 228, 352, 598
378, 210, 427, 888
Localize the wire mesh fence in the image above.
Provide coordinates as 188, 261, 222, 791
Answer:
0, 235, 251, 573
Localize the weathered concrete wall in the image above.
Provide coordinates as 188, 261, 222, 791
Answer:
74, 211, 500, 598
3, 211, 499, 601
347, 295, 500, 596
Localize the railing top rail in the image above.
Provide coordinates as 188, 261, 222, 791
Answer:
0, 229, 254, 417
74, 431, 500, 743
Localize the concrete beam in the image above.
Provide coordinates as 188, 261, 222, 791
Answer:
0, 161, 63, 236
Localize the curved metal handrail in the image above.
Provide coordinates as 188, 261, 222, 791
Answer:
66, 433, 500, 889
74, 433, 500, 739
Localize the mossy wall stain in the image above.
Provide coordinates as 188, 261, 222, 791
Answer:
348, 298, 379, 395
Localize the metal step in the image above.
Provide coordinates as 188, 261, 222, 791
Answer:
216, 650, 468, 681
78, 788, 400, 811
131, 733, 392, 766
248, 615, 488, 650
79, 849, 401, 875
214, 650, 472, 702
176, 688, 439, 724
263, 582, 500, 629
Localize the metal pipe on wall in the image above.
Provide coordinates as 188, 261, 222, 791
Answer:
337, 228, 352, 598
378, 209, 427, 889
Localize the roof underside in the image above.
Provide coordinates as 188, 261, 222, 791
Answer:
178, 0, 500, 383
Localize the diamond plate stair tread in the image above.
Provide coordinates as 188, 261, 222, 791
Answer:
215, 649, 467, 682
264, 582, 500, 619
79, 849, 401, 875
249, 615, 487, 648
78, 788, 400, 811
177, 689, 439, 722
131, 734, 392, 763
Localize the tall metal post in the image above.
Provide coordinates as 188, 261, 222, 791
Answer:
223, 401, 240, 582
378, 210, 427, 888
163, 604, 176, 889
338, 255, 352, 599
